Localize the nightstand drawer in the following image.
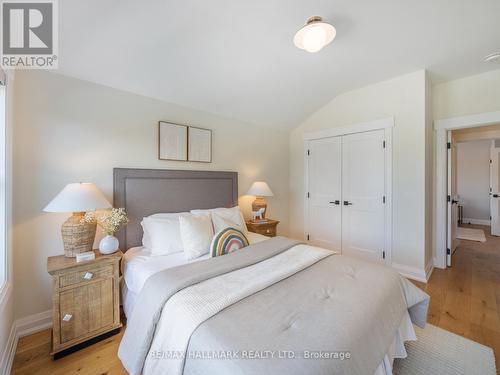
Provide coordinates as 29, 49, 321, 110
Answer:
246, 219, 279, 238
254, 227, 276, 237
59, 265, 113, 288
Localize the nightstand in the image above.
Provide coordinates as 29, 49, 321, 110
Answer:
47, 250, 123, 358
245, 219, 280, 237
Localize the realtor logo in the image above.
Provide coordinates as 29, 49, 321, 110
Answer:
1, 0, 58, 69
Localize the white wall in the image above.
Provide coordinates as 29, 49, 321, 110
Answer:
12, 71, 290, 320
433, 69, 500, 120
457, 140, 491, 221
289, 70, 428, 274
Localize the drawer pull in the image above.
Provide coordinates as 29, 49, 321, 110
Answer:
266, 229, 270, 233
83, 272, 93, 280
62, 314, 73, 322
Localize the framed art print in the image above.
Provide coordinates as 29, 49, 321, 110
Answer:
188, 126, 212, 162
158, 121, 188, 161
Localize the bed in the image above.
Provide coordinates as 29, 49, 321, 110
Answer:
114, 168, 429, 375
121, 231, 270, 318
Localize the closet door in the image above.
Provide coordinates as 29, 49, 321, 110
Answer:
341, 130, 385, 262
307, 137, 342, 251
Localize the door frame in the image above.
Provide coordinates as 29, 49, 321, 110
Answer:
434, 111, 500, 269
303, 117, 394, 265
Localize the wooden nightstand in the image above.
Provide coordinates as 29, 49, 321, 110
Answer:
47, 250, 123, 358
245, 219, 280, 237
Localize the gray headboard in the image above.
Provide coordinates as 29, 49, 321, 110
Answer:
113, 168, 238, 251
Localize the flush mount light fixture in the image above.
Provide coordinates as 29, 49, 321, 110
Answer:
294, 16, 336, 53
484, 52, 500, 63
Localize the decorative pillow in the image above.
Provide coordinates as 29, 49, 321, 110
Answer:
179, 214, 214, 260
192, 206, 248, 234
141, 216, 185, 255
210, 227, 249, 257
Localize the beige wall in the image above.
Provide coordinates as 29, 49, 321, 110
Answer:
289, 70, 428, 273
12, 71, 290, 319
433, 69, 500, 120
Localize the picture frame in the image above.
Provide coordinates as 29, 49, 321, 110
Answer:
158, 121, 188, 161
188, 126, 212, 163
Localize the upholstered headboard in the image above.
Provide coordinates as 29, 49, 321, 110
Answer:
113, 168, 238, 251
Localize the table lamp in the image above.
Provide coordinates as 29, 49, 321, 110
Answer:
44, 183, 112, 257
246, 181, 274, 220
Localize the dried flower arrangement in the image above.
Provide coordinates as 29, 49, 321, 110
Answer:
81, 208, 128, 236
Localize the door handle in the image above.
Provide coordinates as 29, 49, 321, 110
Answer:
451, 199, 459, 204
329, 200, 340, 205
494, 194, 499, 198
343, 201, 353, 206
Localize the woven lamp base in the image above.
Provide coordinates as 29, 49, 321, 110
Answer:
251, 197, 268, 220
61, 212, 97, 257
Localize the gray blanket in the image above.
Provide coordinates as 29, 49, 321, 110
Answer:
119, 237, 302, 375
119, 237, 429, 375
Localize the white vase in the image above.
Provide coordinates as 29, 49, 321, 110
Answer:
99, 235, 119, 255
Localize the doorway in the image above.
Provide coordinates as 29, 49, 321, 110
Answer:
435, 111, 500, 269
444, 122, 500, 266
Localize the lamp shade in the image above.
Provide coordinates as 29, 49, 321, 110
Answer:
246, 181, 274, 197
44, 183, 111, 213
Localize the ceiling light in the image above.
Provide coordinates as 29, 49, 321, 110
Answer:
484, 52, 500, 63
294, 16, 336, 53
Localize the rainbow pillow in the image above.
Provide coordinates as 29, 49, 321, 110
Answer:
210, 227, 249, 257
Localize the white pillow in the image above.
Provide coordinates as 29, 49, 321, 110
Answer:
141, 216, 184, 256
212, 215, 246, 233
179, 214, 214, 260
191, 206, 248, 234
141, 212, 189, 249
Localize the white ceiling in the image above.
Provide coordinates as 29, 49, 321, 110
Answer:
58, 0, 500, 129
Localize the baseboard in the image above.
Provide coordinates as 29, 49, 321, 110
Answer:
425, 260, 434, 281
0, 321, 17, 375
392, 263, 428, 283
462, 218, 491, 226
15, 310, 52, 338
0, 310, 52, 375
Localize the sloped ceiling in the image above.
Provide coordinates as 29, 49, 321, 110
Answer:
58, 0, 500, 129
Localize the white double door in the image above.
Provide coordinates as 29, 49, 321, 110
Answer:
307, 129, 386, 263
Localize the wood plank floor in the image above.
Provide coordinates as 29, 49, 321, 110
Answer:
11, 225, 500, 374
413, 224, 500, 370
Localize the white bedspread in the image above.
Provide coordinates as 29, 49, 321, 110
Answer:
143, 244, 334, 375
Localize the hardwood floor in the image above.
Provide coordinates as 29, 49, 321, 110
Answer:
11, 328, 127, 375
11, 225, 500, 374
413, 224, 500, 369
